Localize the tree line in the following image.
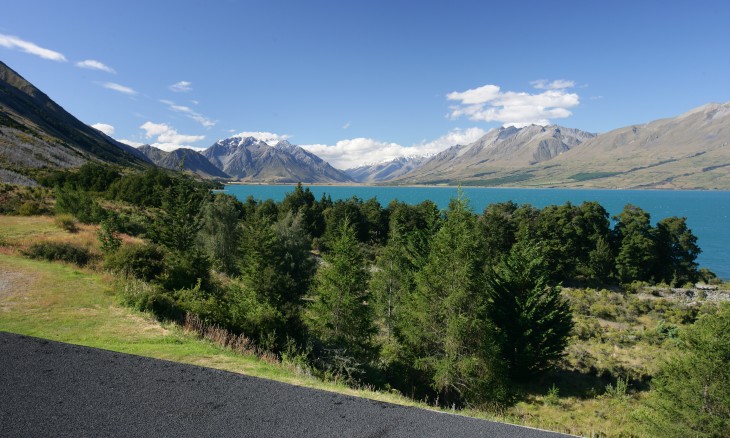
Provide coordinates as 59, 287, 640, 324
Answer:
40, 163, 709, 408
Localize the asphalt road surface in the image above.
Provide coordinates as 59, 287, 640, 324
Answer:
0, 332, 570, 437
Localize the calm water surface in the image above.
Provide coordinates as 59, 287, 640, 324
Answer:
222, 185, 730, 280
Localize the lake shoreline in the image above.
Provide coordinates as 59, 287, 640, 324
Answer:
222, 181, 730, 192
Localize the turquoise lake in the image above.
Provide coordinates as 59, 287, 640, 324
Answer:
222, 185, 730, 280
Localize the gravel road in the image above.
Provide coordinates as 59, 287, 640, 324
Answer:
0, 332, 570, 437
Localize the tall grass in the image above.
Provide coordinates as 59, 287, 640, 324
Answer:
182, 313, 279, 365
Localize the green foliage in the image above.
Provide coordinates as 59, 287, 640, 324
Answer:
480, 201, 519, 267
306, 220, 376, 368
148, 178, 207, 252
639, 304, 730, 437
97, 217, 122, 254
106, 168, 175, 207
487, 240, 574, 380
401, 192, 507, 406
198, 193, 243, 275
614, 204, 657, 283
235, 212, 315, 345
54, 185, 107, 224
22, 241, 92, 267
544, 384, 561, 406
280, 182, 325, 237
0, 184, 53, 215
160, 248, 211, 291
103, 243, 165, 281
40, 162, 121, 192
654, 216, 701, 286
602, 376, 629, 400
54, 214, 78, 233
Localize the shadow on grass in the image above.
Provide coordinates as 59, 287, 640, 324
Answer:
517, 368, 651, 400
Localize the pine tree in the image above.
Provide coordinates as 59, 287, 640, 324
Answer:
639, 303, 730, 437
306, 220, 376, 367
486, 239, 574, 381
401, 192, 507, 406
654, 216, 701, 286
233, 213, 315, 345
614, 204, 657, 283
198, 194, 243, 275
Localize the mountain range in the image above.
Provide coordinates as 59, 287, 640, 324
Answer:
1, 59, 728, 189
390, 103, 729, 189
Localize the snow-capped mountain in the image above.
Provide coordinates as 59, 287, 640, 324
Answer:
202, 135, 353, 183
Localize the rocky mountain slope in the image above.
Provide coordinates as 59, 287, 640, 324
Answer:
393, 103, 730, 189
345, 156, 427, 183
202, 136, 352, 183
394, 125, 596, 185
0, 61, 150, 182
137, 145, 229, 179
532, 102, 730, 189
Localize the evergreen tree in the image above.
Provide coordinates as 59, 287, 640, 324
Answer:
654, 216, 701, 286
234, 212, 315, 345
198, 194, 243, 275
401, 193, 507, 406
640, 303, 730, 437
486, 240, 574, 381
480, 201, 520, 267
613, 204, 656, 283
306, 220, 376, 368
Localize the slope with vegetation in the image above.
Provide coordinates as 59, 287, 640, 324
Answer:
0, 61, 150, 184
1, 166, 728, 436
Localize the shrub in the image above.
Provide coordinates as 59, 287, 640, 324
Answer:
118, 277, 182, 321
22, 242, 92, 266
104, 243, 165, 281
17, 201, 43, 216
544, 384, 561, 406
54, 214, 78, 233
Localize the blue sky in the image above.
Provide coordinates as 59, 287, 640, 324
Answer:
2, 0, 729, 168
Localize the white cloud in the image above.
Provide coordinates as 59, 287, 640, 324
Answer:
140, 121, 205, 151
118, 139, 145, 148
169, 81, 192, 92
0, 34, 66, 61
91, 123, 115, 136
102, 82, 137, 95
530, 79, 575, 90
160, 99, 216, 128
342, 121, 351, 129
301, 127, 487, 169
76, 59, 115, 73
233, 131, 291, 145
448, 80, 580, 127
